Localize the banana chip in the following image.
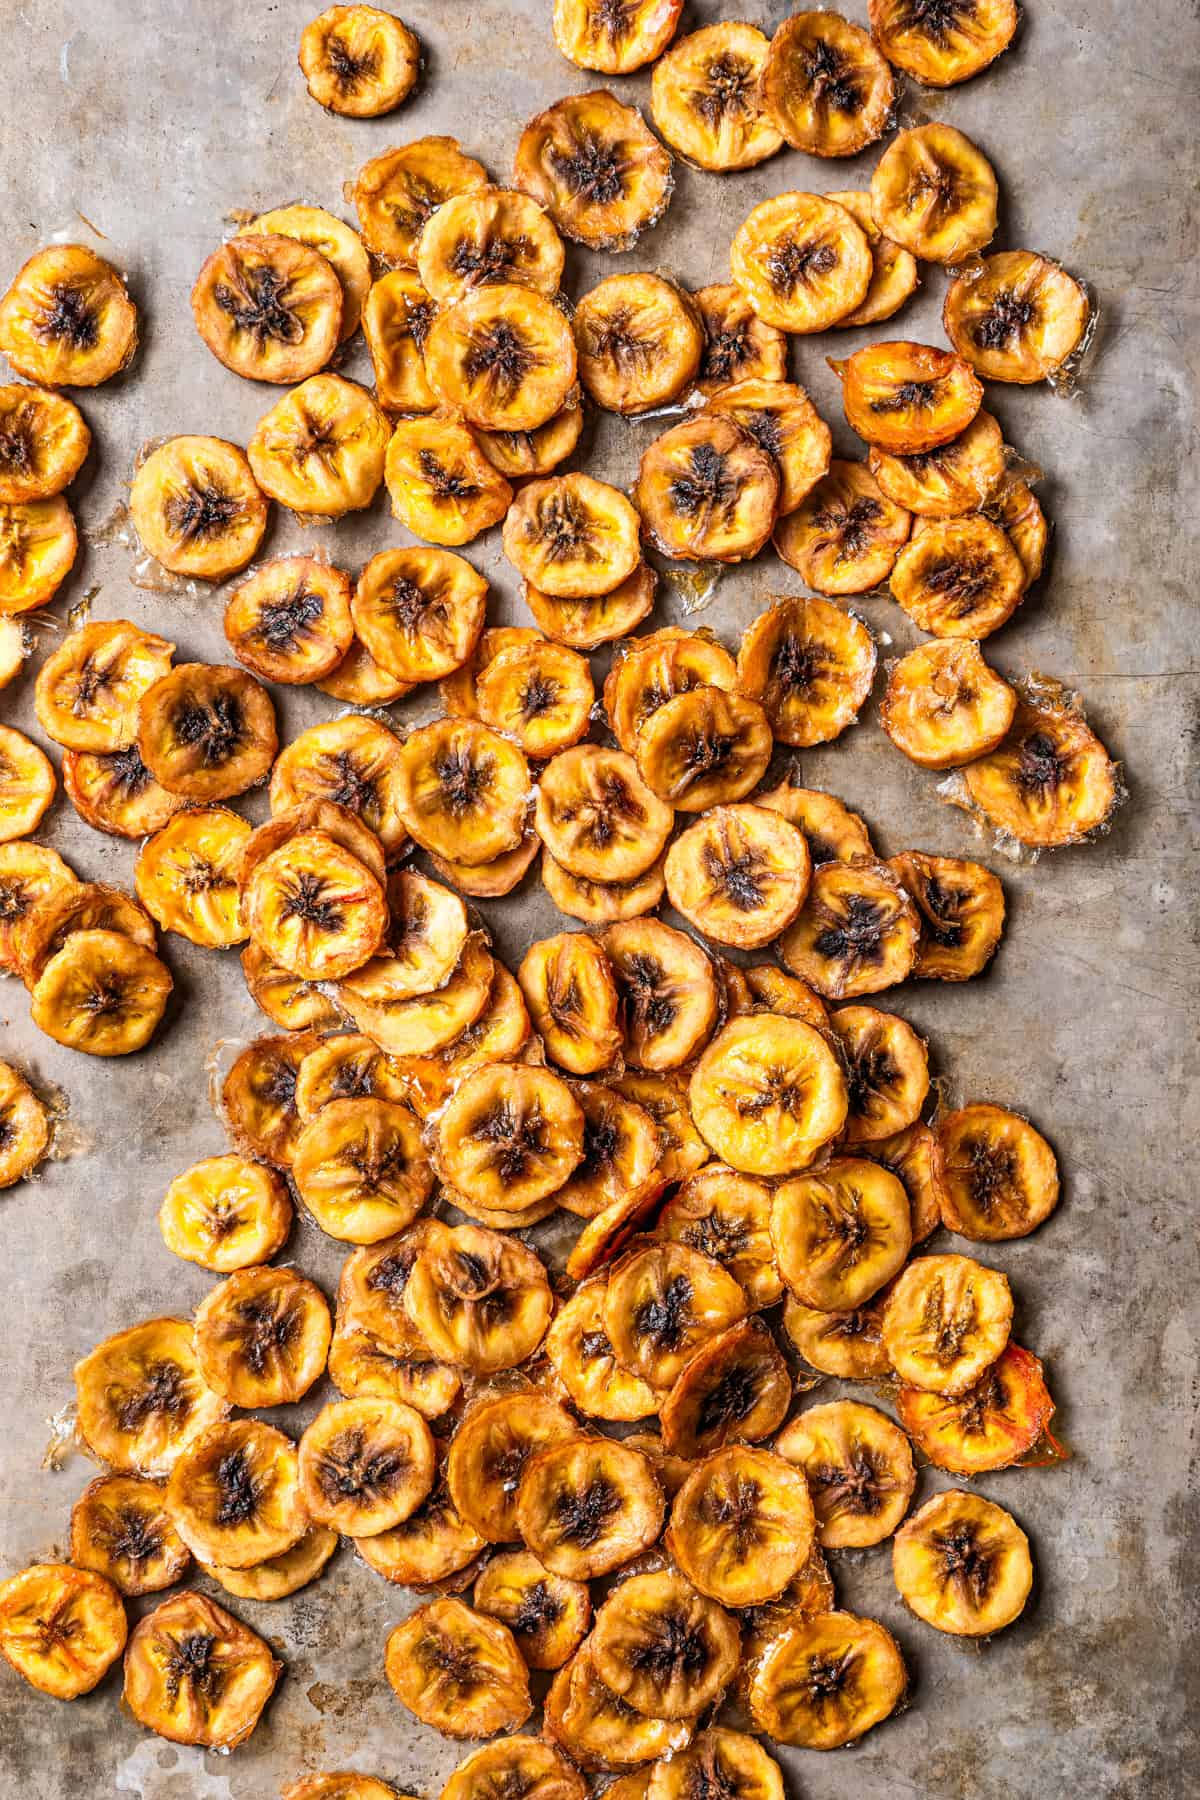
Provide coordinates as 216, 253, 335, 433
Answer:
635, 416, 778, 563
224, 555, 354, 684
881, 639, 1017, 770
648, 1730, 784, 1800
553, 0, 683, 73
425, 284, 577, 432
544, 1642, 694, 1770
958, 692, 1119, 847
574, 273, 703, 415
541, 850, 665, 925
202, 1522, 339, 1603
705, 379, 831, 514
123, 1589, 280, 1748
658, 1166, 781, 1307
730, 193, 872, 333
895, 1341, 1055, 1474
651, 23, 781, 171
516, 1436, 664, 1579
871, 123, 999, 265
869, 0, 1018, 86
889, 849, 1006, 980
37, 620, 173, 755
385, 1596, 532, 1737
221, 1032, 318, 1168
748, 1609, 906, 1748
829, 1003, 930, 1142
31, 929, 172, 1056
602, 917, 717, 1070
861, 1120, 945, 1242
293, 1096, 434, 1243
447, 1391, 578, 1543
354, 137, 489, 265
249, 203, 372, 341
604, 1240, 748, 1391
513, 91, 673, 252
504, 472, 641, 598
0, 495, 77, 615
776, 1400, 915, 1549
74, 1316, 229, 1474
869, 409, 1007, 517
937, 1101, 1059, 1239
891, 512, 1027, 640
129, 436, 267, 580
0, 245, 138, 387
362, 268, 438, 413
406, 1223, 554, 1373
0, 1058, 50, 1187
299, 5, 421, 116
194, 1264, 332, 1407
244, 828, 387, 980
249, 373, 390, 514
0, 1563, 126, 1699
892, 1489, 1032, 1635
0, 845, 75, 978
70, 1474, 191, 1596
137, 663, 277, 801
755, 777, 874, 868
779, 860, 919, 999
158, 1153, 292, 1272
475, 1552, 592, 1670
774, 458, 911, 595
545, 1275, 658, 1418
605, 626, 738, 754
772, 1156, 912, 1311
518, 932, 621, 1075
738, 595, 875, 747
693, 284, 786, 395
591, 1567, 740, 1718
689, 1015, 848, 1177
355, 1468, 484, 1586
476, 640, 595, 759
760, 12, 894, 157
665, 804, 810, 949
825, 191, 919, 329
165, 1417, 306, 1569
14, 877, 155, 986
832, 340, 983, 454
385, 416, 513, 544
62, 745, 184, 839
668, 1445, 816, 1606
417, 188, 565, 304
136, 806, 250, 948
192, 234, 342, 383
476, 393, 585, 480
241, 941, 341, 1033
660, 1318, 791, 1459
782, 1292, 891, 1381
271, 715, 407, 858
882, 1252, 1013, 1394
536, 745, 673, 883
944, 250, 1090, 383
298, 1395, 435, 1534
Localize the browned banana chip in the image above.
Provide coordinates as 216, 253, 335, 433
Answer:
605, 626, 738, 754
293, 1095, 433, 1242
651, 23, 782, 171
659, 1166, 781, 1306
869, 0, 1018, 85
574, 273, 703, 416
70, 1474, 190, 1596
158, 1153, 293, 1273
882, 1252, 1012, 1394
833, 340, 983, 454
339, 934, 494, 1058
241, 800, 387, 894
129, 436, 267, 580
738, 595, 875, 748
434, 960, 532, 1076
137, 663, 276, 803
665, 804, 810, 950
541, 849, 665, 924
447, 1390, 578, 1542
194, 1264, 332, 1407
774, 459, 910, 597
352, 546, 487, 687
667, 1445, 815, 1606
544, 1642, 694, 1770
555, 1082, 661, 1221
755, 777, 874, 868
660, 1319, 791, 1459
517, 932, 621, 1075
649, 1731, 784, 1800
693, 285, 787, 397
514, 91, 673, 252
740, 964, 829, 1030
944, 250, 1090, 383
614, 1070, 708, 1184
602, 916, 718, 1071
825, 191, 919, 329
0, 495, 76, 614
135, 806, 250, 948
895, 1340, 1054, 1475
298, 1394, 435, 1534
407, 1223, 554, 1373
604, 1240, 747, 1392
760, 12, 895, 157
705, 379, 831, 515
330, 1322, 461, 1419
354, 137, 489, 266
0, 384, 89, 502
477, 640, 595, 759
385, 415, 513, 544
473, 1550, 590, 1671
0, 1562, 126, 1701
635, 415, 778, 563
476, 392, 585, 480
780, 860, 919, 999
0, 1059, 50, 1188
434, 1062, 584, 1211
386, 1595, 533, 1736
871, 124, 998, 267
123, 1589, 280, 1748
319, 638, 416, 707
776, 1400, 915, 1549
829, 1003, 930, 1143
690, 1014, 848, 1177
424, 285, 578, 433
249, 372, 390, 514
337, 1218, 451, 1347
74, 1317, 228, 1475
241, 941, 340, 1033
165, 1418, 306, 1569
958, 690, 1120, 847
782, 1291, 891, 1380
0, 245, 138, 387
544, 1275, 658, 1418
13, 877, 155, 986
442, 624, 542, 719
443, 1743, 586, 1800
937, 1102, 1059, 1241
337, 869, 467, 1007
638, 686, 774, 813
893, 1489, 1032, 1636
564, 1173, 668, 1283
31, 929, 172, 1056
362, 268, 437, 413
33, 618, 171, 754
245, 830, 387, 981
881, 639, 1017, 770
889, 848, 1005, 980
221, 1031, 319, 1169
504, 472, 641, 598
989, 478, 1048, 585
398, 717, 531, 866
201, 1521, 339, 1603
536, 745, 673, 883
772, 1156, 912, 1311
272, 715, 407, 859
517, 1437, 665, 1579
732, 192, 874, 336
61, 746, 181, 839
417, 187, 564, 306
749, 1609, 906, 1748
192, 234, 342, 384
299, 5, 421, 116
592, 1567, 740, 1718
224, 556, 354, 685
869, 410, 1007, 518
553, 0, 682, 73
250, 204, 372, 343
355, 1463, 483, 1584
892, 512, 1027, 640
861, 1120, 944, 1242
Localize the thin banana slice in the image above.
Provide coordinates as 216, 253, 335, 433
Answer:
513, 91, 673, 252
545, 1644, 694, 1771
890, 849, 1006, 980
896, 1340, 1055, 1474
476, 640, 594, 758
869, 409, 1007, 517
0, 385, 89, 503
660, 1318, 791, 1459
74, 1316, 229, 1475
730, 192, 872, 332
476, 393, 584, 479
517, 932, 621, 1075
649, 1730, 784, 1800
755, 777, 874, 868
192, 234, 342, 383
35, 618, 174, 752
385, 1597, 532, 1737
658, 1165, 781, 1306
782, 1292, 891, 1381
417, 186, 564, 304
555, 1082, 661, 1220
353, 137, 489, 266
271, 715, 407, 858
224, 555, 354, 684
398, 717, 530, 866
958, 690, 1120, 847
385, 415, 513, 544
573, 272, 703, 415
881, 639, 1017, 769
771, 1156, 912, 1311
202, 1522, 339, 1602
425, 284, 577, 432
339, 934, 495, 1057
122, 1589, 280, 1748
536, 745, 673, 883
165, 1418, 306, 1569
284, 1775, 404, 1800
70, 1474, 191, 1596
833, 340, 983, 455
665, 804, 809, 950
0, 1563, 126, 1699
776, 1400, 915, 1549
760, 12, 894, 157
826, 191, 919, 329
31, 929, 172, 1056
882, 1252, 1013, 1394
990, 478, 1048, 583
668, 1445, 815, 1606
159, 1153, 292, 1272
738, 594, 875, 748
362, 268, 437, 413
221, 1031, 319, 1168
748, 1610, 906, 1748
517, 1437, 664, 1579
689, 1015, 848, 1177
194, 1264, 331, 1407
635, 416, 778, 563
293, 1096, 433, 1243
871, 124, 998, 265
779, 860, 919, 999
129, 436, 267, 580
63, 745, 184, 839
694, 284, 786, 395
137, 662, 277, 801
299, 5, 421, 116
542, 849, 665, 924
869, 0, 1018, 86
705, 378, 831, 514
355, 1468, 484, 1586
862, 1120, 945, 1242
651, 23, 781, 170
250, 203, 372, 341
604, 1240, 747, 1391
891, 512, 1027, 640
944, 250, 1090, 383
475, 1553, 592, 1670
0, 725, 53, 842
135, 806, 250, 948
406, 1223, 554, 1373
433, 1063, 584, 1210
735, 963, 829, 1030
0, 245, 137, 387
636, 687, 773, 812
893, 1489, 1032, 1635
591, 1568, 740, 1718
0, 615, 26, 685
244, 828, 386, 980
354, 545, 486, 687
241, 941, 340, 1033
830, 1003, 929, 1142
249, 372, 389, 513
774, 458, 911, 594
241, 798, 386, 892
447, 1391, 578, 1543
553, 0, 683, 73
504, 472, 641, 598
937, 1101, 1059, 1240
601, 917, 716, 1071
298, 1395, 435, 1534
605, 626, 738, 753
545, 1276, 658, 1419
0, 1058, 50, 1187
13, 877, 155, 986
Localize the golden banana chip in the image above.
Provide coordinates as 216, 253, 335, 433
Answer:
0, 1058, 50, 1187
651, 23, 781, 171
135, 805, 249, 948
191, 234, 342, 383
0, 383, 90, 502
362, 268, 438, 413
536, 745, 673, 882
871, 123, 999, 264
0, 1563, 126, 1699
660, 1318, 791, 1458
473, 1552, 590, 1671
693, 284, 786, 395
417, 187, 564, 305
889, 848, 1006, 979
0, 495, 77, 613
937, 1101, 1059, 1240
554, 1081, 661, 1220
244, 827, 387, 980
782, 1291, 891, 1381
602, 916, 718, 1070
737, 594, 875, 747
385, 1596, 532, 1737
861, 1119, 945, 1242
293, 1096, 433, 1243
354, 136, 489, 265
514, 90, 673, 252
504, 471, 641, 598
829, 1002, 930, 1142
944, 249, 1090, 383
399, 717, 531, 865
705, 378, 831, 514
760, 11, 894, 157
591, 1567, 741, 1717
194, 1264, 332, 1407
730, 192, 872, 333
604, 1240, 748, 1391
337, 869, 468, 1007
202, 1522, 339, 1603
771, 1156, 912, 1311
958, 690, 1120, 847
385, 415, 513, 544
14, 876, 154, 986
892, 1489, 1032, 1635
517, 1436, 665, 1579
339, 933, 494, 1057
447, 1390, 578, 1542
129, 436, 267, 580
776, 1400, 915, 1549
882, 1251, 1013, 1394
748, 1609, 906, 1748
299, 4, 421, 115
774, 458, 911, 595
0, 724, 54, 842
317, 635, 415, 706
690, 1014, 848, 1176
738, 963, 829, 1030
869, 0, 1018, 86
895, 1340, 1055, 1474
553, 0, 683, 73
891, 512, 1027, 640
0, 245, 137, 387
284, 1776, 403, 1800
158, 1153, 292, 1272
355, 1468, 484, 1584
329, 1320, 461, 1419
869, 408, 1007, 517
665, 804, 810, 949
224, 555, 354, 685
434, 1062, 585, 1210
574, 272, 703, 415
137, 662, 277, 801
476, 639, 595, 758
605, 626, 738, 753
31, 928, 172, 1056
545, 1275, 658, 1418
0, 615, 25, 685
825, 190, 919, 329
635, 416, 778, 563
36, 618, 174, 753
649, 1731, 783, 1800
754, 776, 874, 867
249, 372, 390, 514
165, 1417, 306, 1568
62, 745, 184, 839
221, 1031, 318, 1169
406, 1223, 554, 1373
779, 860, 919, 999
541, 849, 665, 924
667, 1445, 816, 1606
250, 203, 372, 342
636, 686, 773, 811
298, 1394, 435, 1534
122, 1589, 280, 1748
272, 715, 408, 858
425, 284, 578, 432
241, 941, 340, 1033
475, 391, 585, 480
832, 340, 983, 454
70, 1474, 191, 1597
517, 932, 622, 1075
544, 1642, 694, 1770
658, 1166, 781, 1307
881, 638, 1017, 769
989, 478, 1048, 584
74, 1316, 229, 1475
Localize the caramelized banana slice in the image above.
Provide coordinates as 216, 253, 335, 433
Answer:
883, 1252, 1012, 1394
651, 23, 781, 171
537, 745, 673, 882
602, 917, 717, 1069
417, 188, 564, 305
705, 379, 831, 515
615, 1070, 710, 1183
605, 1241, 747, 1391
300, 4, 420, 115
129, 436, 267, 580
271, 715, 407, 858
0, 1563, 125, 1698
339, 934, 494, 1057
605, 626, 738, 753
0, 384, 89, 502
574, 273, 702, 415
298, 1395, 435, 1534
293, 1096, 433, 1242
944, 250, 1090, 383
194, 1264, 331, 1407
135, 806, 249, 948
32, 929, 172, 1056
694, 285, 786, 396
354, 137, 489, 266
445, 1743, 585, 1800
137, 663, 276, 801
989, 478, 1047, 584
862, 1119, 944, 1241
893, 1489, 1031, 1635
780, 861, 919, 999
544, 1642, 694, 1769
70, 1474, 190, 1596
0, 725, 53, 843
433, 960, 531, 1074
891, 513, 1027, 640
756, 778, 874, 868
159, 1153, 292, 1272
334, 870, 467, 1007
517, 1437, 664, 1579
661, 1319, 791, 1458
869, 410, 1007, 517
504, 472, 641, 598
665, 804, 810, 950
447, 1391, 578, 1542
386, 1597, 531, 1737
881, 639, 1016, 769
202, 1522, 338, 1603
249, 373, 389, 514
542, 850, 665, 924
165, 1418, 306, 1569
514, 91, 673, 252
637, 687, 773, 811
772, 1156, 912, 1311
635, 416, 779, 563
889, 849, 1005, 980
472, 1553, 590, 1671
834, 340, 983, 454
399, 718, 531, 866
871, 124, 998, 267
0, 245, 137, 387
319, 637, 415, 706
0, 1059, 50, 1187
592, 1567, 740, 1717
825, 191, 919, 329
555, 1082, 661, 1220
362, 268, 437, 412
937, 1102, 1058, 1240
63, 745, 184, 839
443, 623, 542, 718
355, 1466, 483, 1583
869, 0, 1017, 85
760, 12, 894, 157
435, 1063, 584, 1210
690, 1015, 848, 1176
192, 234, 342, 383
425, 286, 577, 432
284, 1776, 404, 1800
565, 1175, 668, 1283
477, 640, 595, 759
243, 799, 386, 897
74, 1316, 229, 1475
13, 877, 155, 986
385, 415, 513, 544
659, 1166, 781, 1306
517, 933, 621, 1075
958, 690, 1120, 847
123, 1589, 280, 1748
829, 1003, 929, 1142
244, 829, 386, 980
749, 1609, 906, 1748
782, 1292, 890, 1380
0, 495, 76, 613
668, 1445, 815, 1606
774, 460, 911, 595
221, 1032, 318, 1169
250, 204, 372, 342
738, 964, 829, 1030
224, 555, 354, 684
650, 1730, 784, 1800
337, 1218, 451, 1348
896, 1341, 1055, 1473
545, 1276, 657, 1418
554, 0, 682, 72
739, 595, 875, 749
407, 1224, 554, 1373
776, 1401, 914, 1549
476, 393, 585, 480
241, 942, 340, 1033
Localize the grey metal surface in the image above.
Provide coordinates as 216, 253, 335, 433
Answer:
0, 0, 1196, 1795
